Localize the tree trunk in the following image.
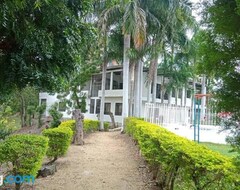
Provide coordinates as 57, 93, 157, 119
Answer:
100, 61, 107, 131
73, 109, 84, 145
134, 60, 141, 117
122, 34, 130, 130
152, 58, 158, 105
168, 89, 172, 105
147, 82, 152, 103
175, 88, 178, 106
129, 62, 135, 117
191, 79, 196, 123
161, 76, 165, 104
20, 92, 27, 128
109, 112, 116, 128
139, 61, 143, 117
201, 75, 206, 120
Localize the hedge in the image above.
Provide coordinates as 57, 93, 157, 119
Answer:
125, 117, 239, 190
58, 119, 110, 133
42, 127, 73, 163
0, 134, 48, 189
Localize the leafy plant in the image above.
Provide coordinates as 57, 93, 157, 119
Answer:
48, 103, 63, 128
0, 104, 17, 140
125, 117, 239, 190
42, 127, 73, 164
0, 134, 48, 190
36, 104, 46, 128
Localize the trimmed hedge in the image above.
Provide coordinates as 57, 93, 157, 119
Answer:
125, 117, 239, 190
59, 119, 110, 133
0, 134, 48, 185
42, 127, 73, 162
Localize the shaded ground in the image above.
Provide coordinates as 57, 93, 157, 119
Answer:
35, 132, 157, 190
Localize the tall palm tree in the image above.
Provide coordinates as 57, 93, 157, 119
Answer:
99, 0, 146, 130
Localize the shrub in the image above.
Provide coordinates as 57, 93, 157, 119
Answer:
0, 134, 48, 189
48, 103, 63, 128
59, 119, 110, 133
84, 119, 99, 133
104, 122, 110, 131
0, 105, 17, 140
58, 120, 75, 132
42, 127, 73, 163
125, 117, 239, 190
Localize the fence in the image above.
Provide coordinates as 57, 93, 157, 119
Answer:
144, 103, 218, 127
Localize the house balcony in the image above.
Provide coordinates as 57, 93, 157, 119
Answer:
98, 90, 123, 97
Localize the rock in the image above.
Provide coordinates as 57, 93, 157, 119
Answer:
109, 127, 122, 132
37, 163, 57, 177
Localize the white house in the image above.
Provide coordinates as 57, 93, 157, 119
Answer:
39, 65, 203, 125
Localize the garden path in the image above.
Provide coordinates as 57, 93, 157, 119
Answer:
35, 131, 155, 190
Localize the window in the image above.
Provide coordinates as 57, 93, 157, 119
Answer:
105, 73, 111, 90
104, 103, 111, 114
112, 71, 123, 89
172, 89, 175, 98
40, 99, 47, 105
156, 84, 161, 99
115, 103, 122, 116
187, 90, 191, 98
90, 99, 95, 114
95, 99, 101, 114
91, 74, 102, 97
178, 89, 182, 99
58, 101, 66, 112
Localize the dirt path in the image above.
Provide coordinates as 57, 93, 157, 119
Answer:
35, 132, 155, 190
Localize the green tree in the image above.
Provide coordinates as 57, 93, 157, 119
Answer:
0, 0, 94, 95
197, 0, 240, 157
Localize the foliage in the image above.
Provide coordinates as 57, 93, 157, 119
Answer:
59, 119, 110, 133
48, 103, 63, 128
197, 0, 240, 159
0, 134, 48, 189
0, 0, 95, 95
36, 104, 46, 128
125, 117, 239, 190
0, 104, 17, 140
42, 127, 73, 162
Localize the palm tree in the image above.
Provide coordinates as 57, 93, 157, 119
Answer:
99, 0, 146, 130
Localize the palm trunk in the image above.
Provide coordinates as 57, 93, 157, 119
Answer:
175, 88, 178, 106
147, 82, 152, 103
191, 79, 196, 123
168, 89, 172, 105
122, 34, 130, 130
100, 61, 107, 131
139, 61, 143, 117
134, 60, 141, 117
129, 62, 135, 117
152, 58, 158, 105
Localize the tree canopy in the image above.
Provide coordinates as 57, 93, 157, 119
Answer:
0, 0, 96, 96
197, 0, 240, 154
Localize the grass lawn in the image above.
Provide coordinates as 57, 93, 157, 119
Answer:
201, 142, 238, 158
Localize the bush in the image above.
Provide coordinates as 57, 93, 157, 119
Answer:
0, 134, 48, 189
59, 119, 110, 133
0, 105, 17, 140
104, 122, 110, 131
84, 119, 99, 133
125, 117, 239, 190
42, 127, 73, 163
48, 103, 63, 128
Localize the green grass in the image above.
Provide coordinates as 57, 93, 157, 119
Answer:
201, 142, 238, 158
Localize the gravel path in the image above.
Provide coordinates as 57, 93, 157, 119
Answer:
35, 132, 155, 190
